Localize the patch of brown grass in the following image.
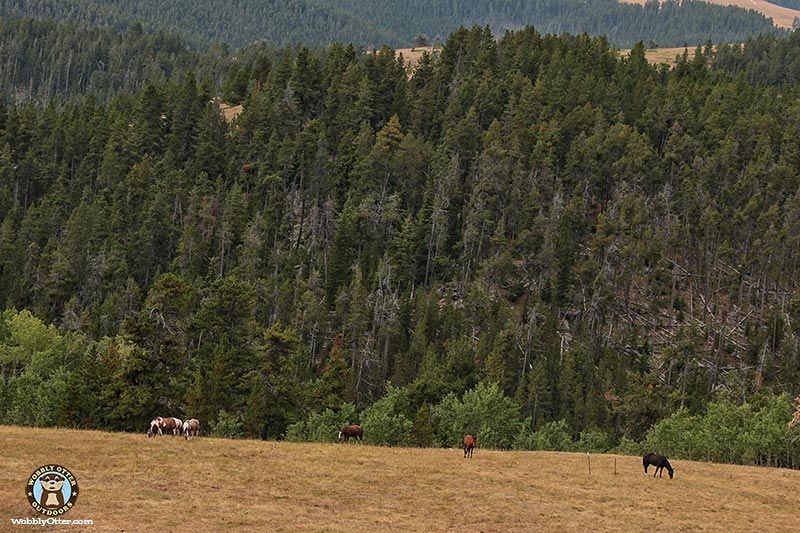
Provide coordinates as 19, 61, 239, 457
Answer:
395, 47, 440, 71
1, 426, 799, 531
218, 102, 243, 123
618, 46, 705, 65
620, 0, 800, 29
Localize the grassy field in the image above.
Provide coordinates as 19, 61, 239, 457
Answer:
620, 0, 800, 29
1, 426, 799, 532
396, 47, 440, 70
618, 46, 693, 65
398, 45, 694, 68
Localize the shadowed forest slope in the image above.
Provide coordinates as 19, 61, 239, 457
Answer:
3, 27, 800, 466
0, 0, 784, 48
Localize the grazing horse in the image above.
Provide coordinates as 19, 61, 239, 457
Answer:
337, 425, 363, 443
643, 453, 674, 479
147, 417, 164, 438
183, 419, 201, 440
463, 434, 476, 458
160, 417, 183, 436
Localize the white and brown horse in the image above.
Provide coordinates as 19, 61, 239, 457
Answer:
161, 417, 183, 436
147, 417, 164, 437
147, 416, 183, 437
183, 419, 201, 440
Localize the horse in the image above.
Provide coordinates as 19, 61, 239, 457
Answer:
183, 419, 201, 440
463, 434, 476, 458
337, 424, 363, 443
160, 417, 183, 436
643, 452, 674, 479
147, 417, 164, 438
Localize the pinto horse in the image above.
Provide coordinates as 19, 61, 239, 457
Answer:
463, 434, 476, 458
147, 417, 164, 437
183, 419, 201, 440
643, 453, 674, 479
161, 417, 183, 436
338, 425, 363, 443
148, 416, 182, 437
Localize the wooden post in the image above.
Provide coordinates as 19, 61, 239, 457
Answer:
587, 453, 591, 476
614, 457, 617, 475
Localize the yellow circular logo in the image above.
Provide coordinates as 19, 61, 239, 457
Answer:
26, 465, 79, 516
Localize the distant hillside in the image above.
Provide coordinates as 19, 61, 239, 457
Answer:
330, 0, 784, 46
0, 0, 784, 48
0, 0, 397, 48
621, 0, 800, 29
0, 17, 207, 103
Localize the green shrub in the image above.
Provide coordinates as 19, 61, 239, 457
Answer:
361, 385, 413, 446
285, 403, 358, 442
513, 418, 535, 450
411, 404, 435, 447
575, 428, 611, 453
433, 381, 523, 449
211, 409, 244, 438
531, 420, 573, 451
613, 436, 644, 456
645, 408, 700, 459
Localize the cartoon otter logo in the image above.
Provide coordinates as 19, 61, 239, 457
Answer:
26, 465, 79, 516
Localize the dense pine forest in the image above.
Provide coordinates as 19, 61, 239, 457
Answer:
1, 14, 800, 467
765, 0, 800, 10
0, 0, 785, 48
0, 18, 221, 103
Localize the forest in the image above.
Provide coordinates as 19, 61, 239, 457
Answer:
764, 0, 800, 10
0, 0, 784, 48
1, 16, 800, 467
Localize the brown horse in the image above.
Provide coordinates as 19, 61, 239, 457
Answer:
643, 453, 674, 479
183, 419, 201, 440
463, 434, 476, 458
163, 417, 183, 436
338, 425, 363, 443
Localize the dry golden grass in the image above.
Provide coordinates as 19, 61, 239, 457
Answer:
618, 46, 692, 65
1, 426, 799, 532
218, 102, 244, 123
617, 46, 720, 65
395, 47, 440, 70
620, 0, 800, 29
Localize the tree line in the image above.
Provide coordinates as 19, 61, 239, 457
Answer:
2, 25, 800, 466
0, 0, 784, 49
0, 17, 232, 104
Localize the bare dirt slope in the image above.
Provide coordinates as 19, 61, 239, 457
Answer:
620, 0, 800, 28
1, 426, 799, 532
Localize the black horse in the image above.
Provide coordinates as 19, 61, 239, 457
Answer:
643, 453, 674, 479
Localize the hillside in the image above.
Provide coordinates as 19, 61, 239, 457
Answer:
621, 0, 800, 29
2, 426, 799, 531
5, 25, 800, 469
0, 0, 784, 48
